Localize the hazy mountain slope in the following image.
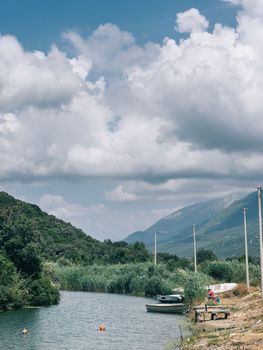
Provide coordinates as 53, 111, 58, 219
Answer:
125, 194, 239, 246
193, 191, 259, 258
125, 192, 261, 258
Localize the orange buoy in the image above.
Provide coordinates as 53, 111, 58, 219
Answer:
99, 324, 106, 331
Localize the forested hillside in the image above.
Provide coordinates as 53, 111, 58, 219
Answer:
0, 191, 150, 310
0, 192, 150, 265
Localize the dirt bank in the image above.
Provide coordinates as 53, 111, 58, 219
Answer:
181, 287, 263, 349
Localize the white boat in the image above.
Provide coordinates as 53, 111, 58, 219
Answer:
156, 294, 184, 303
208, 283, 237, 294
145, 303, 188, 314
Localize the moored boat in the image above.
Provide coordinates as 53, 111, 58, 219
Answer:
156, 294, 184, 303
208, 283, 237, 294
145, 303, 188, 314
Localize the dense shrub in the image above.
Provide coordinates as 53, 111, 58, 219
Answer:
53, 262, 212, 299
200, 260, 260, 285
183, 273, 207, 306
28, 276, 60, 306
0, 254, 28, 310
197, 249, 217, 264
200, 260, 233, 281
144, 276, 172, 297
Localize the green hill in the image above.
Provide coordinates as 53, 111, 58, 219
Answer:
125, 192, 261, 258
0, 191, 149, 310
0, 191, 149, 265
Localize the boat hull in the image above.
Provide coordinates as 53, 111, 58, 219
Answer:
145, 303, 188, 314
156, 294, 184, 303
208, 283, 237, 294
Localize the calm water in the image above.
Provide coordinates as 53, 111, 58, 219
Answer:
0, 291, 190, 350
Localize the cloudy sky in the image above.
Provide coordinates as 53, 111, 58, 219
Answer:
0, 0, 262, 240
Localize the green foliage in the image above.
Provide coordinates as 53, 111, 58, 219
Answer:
0, 192, 64, 310
200, 259, 260, 285
2, 222, 41, 277
183, 273, 207, 305
144, 276, 172, 297
173, 258, 192, 270
53, 262, 209, 298
156, 252, 179, 264
0, 192, 152, 266
0, 252, 60, 310
28, 276, 60, 306
0, 254, 28, 310
0, 191, 154, 310
201, 260, 233, 281
197, 248, 217, 264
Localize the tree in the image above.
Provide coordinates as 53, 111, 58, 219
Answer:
0, 254, 27, 310
197, 248, 217, 264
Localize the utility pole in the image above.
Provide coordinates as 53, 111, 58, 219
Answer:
193, 224, 197, 273
154, 232, 157, 266
243, 208, 250, 290
257, 186, 263, 300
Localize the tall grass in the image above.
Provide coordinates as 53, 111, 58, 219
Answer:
200, 259, 260, 286
47, 261, 214, 297
45, 258, 260, 301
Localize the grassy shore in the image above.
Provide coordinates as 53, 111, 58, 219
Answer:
181, 287, 263, 349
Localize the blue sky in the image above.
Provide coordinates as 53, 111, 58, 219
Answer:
0, 0, 262, 241
0, 0, 238, 50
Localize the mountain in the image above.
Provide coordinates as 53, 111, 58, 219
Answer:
190, 191, 260, 258
125, 193, 261, 258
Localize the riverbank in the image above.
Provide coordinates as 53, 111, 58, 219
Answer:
181, 287, 263, 349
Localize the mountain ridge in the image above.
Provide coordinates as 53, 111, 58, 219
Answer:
125, 192, 260, 258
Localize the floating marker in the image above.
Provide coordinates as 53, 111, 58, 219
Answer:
22, 328, 29, 335
99, 324, 106, 331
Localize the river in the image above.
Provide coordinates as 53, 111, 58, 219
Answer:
0, 291, 190, 350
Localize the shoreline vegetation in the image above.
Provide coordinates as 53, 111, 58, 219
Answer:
2, 250, 260, 311
48, 258, 260, 299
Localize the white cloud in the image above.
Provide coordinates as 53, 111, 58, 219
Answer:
0, 36, 81, 112
175, 8, 209, 33
38, 193, 172, 239
39, 194, 105, 219
63, 24, 159, 75
105, 185, 140, 202
0, 1, 262, 191
223, 0, 263, 18
104, 179, 250, 206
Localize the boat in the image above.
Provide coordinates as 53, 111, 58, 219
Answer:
208, 283, 237, 294
145, 303, 188, 314
156, 294, 184, 303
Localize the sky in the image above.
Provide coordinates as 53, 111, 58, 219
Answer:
0, 0, 262, 241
